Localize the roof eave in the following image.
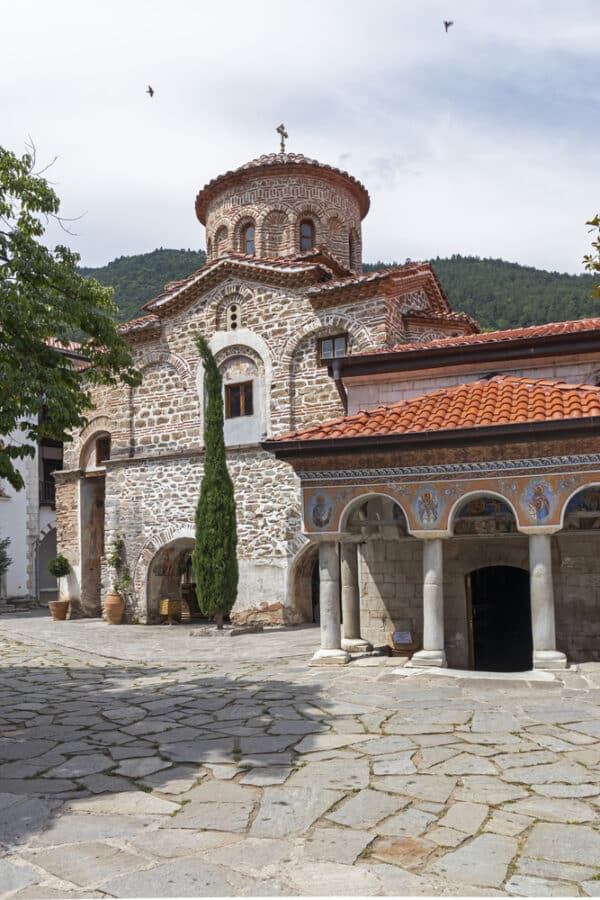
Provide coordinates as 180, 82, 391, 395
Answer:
332, 331, 600, 378
264, 415, 600, 460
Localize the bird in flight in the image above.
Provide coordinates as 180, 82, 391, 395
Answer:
146, 85, 154, 98
444, 20, 454, 32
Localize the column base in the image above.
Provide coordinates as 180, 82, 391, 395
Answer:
533, 650, 567, 670
309, 648, 351, 666
341, 638, 373, 653
406, 649, 447, 668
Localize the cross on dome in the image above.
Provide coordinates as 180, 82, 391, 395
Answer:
276, 123, 288, 153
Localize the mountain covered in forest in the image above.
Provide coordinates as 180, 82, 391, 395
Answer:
79, 248, 598, 331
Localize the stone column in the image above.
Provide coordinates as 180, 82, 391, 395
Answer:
340, 542, 371, 652
309, 541, 350, 666
529, 532, 567, 669
407, 537, 447, 667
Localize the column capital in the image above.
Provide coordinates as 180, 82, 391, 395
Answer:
409, 530, 451, 540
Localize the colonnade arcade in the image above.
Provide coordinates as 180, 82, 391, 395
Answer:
308, 483, 600, 671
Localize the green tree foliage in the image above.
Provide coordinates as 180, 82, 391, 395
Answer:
0, 144, 140, 490
583, 215, 600, 298
84, 249, 598, 333
192, 334, 238, 626
79, 248, 206, 321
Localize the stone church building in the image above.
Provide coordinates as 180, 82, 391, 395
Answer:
56, 149, 600, 671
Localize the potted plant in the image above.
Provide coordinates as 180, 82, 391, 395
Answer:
106, 534, 131, 624
47, 554, 71, 620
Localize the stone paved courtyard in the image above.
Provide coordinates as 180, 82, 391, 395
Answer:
1, 614, 600, 897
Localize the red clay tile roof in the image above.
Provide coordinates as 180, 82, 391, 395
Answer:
305, 262, 480, 332
270, 375, 600, 443
195, 152, 370, 222
45, 337, 84, 355
119, 314, 160, 334
360, 317, 600, 355
142, 252, 335, 312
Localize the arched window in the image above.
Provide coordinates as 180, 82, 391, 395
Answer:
242, 223, 255, 255
348, 233, 355, 267
300, 219, 315, 251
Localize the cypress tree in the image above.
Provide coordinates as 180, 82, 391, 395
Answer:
192, 334, 238, 627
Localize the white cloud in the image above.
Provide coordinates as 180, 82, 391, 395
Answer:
2, 0, 598, 273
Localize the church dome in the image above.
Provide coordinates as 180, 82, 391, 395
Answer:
196, 151, 370, 273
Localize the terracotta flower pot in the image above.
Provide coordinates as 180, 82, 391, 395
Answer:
48, 600, 69, 621
105, 592, 125, 625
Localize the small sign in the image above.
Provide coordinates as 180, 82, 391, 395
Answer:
392, 630, 412, 645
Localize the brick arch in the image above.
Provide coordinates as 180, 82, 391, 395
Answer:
279, 313, 376, 369
136, 350, 192, 385
327, 215, 349, 267
212, 223, 229, 259
233, 213, 258, 254
295, 205, 325, 251
78, 414, 112, 446
212, 283, 255, 331
262, 208, 290, 258
348, 227, 361, 272
132, 525, 195, 620
78, 416, 113, 469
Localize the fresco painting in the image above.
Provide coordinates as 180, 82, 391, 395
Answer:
302, 472, 600, 533
524, 480, 552, 522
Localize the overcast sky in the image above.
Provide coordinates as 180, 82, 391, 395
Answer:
2, 0, 599, 273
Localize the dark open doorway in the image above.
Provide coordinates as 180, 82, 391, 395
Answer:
467, 565, 532, 671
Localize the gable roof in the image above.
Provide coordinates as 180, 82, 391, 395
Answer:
140, 251, 336, 315
268, 375, 600, 446
305, 262, 479, 332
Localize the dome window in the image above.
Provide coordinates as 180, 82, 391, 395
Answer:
300, 219, 315, 251
242, 223, 255, 255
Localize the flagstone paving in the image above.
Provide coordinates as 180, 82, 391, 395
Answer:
1, 614, 600, 896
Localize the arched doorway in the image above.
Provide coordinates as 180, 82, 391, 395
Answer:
290, 544, 319, 624
146, 538, 197, 624
467, 566, 532, 671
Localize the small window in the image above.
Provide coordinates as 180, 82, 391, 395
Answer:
318, 335, 347, 365
242, 224, 255, 255
300, 219, 315, 251
95, 436, 111, 465
225, 381, 254, 419
227, 303, 240, 330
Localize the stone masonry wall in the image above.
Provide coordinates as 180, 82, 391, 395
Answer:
357, 532, 600, 665
358, 537, 422, 649
204, 172, 363, 271
58, 279, 457, 622
555, 532, 600, 662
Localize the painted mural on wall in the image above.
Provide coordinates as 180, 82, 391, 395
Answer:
310, 493, 333, 529
566, 486, 600, 514
523, 480, 553, 523
302, 470, 600, 534
563, 486, 600, 530
454, 496, 517, 535
416, 486, 441, 528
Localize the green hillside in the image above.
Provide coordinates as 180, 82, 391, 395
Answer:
79, 248, 207, 322
80, 248, 598, 330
